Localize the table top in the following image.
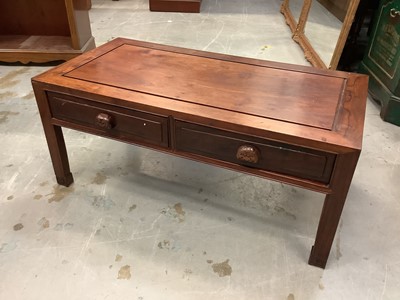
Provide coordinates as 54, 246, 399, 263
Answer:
33, 38, 368, 152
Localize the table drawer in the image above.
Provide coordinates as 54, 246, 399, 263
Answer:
47, 92, 169, 147
175, 121, 335, 183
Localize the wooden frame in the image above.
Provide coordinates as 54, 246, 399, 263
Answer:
281, 0, 360, 69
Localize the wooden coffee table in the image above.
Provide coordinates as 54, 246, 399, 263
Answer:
32, 38, 368, 268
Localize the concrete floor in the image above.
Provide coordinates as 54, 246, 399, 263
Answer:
1, 0, 400, 299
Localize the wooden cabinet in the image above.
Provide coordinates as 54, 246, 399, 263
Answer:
0, 0, 95, 64
359, 0, 400, 126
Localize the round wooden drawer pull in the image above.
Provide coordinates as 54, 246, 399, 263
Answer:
236, 145, 260, 164
95, 113, 114, 129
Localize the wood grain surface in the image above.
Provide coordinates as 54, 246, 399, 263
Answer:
66, 44, 345, 130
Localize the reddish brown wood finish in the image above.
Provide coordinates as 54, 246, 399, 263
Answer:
32, 38, 368, 268
308, 151, 360, 268
149, 0, 202, 13
48, 92, 169, 147
175, 121, 336, 183
0, 0, 95, 63
0, 0, 70, 36
32, 88, 74, 187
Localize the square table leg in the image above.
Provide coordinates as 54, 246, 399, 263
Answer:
308, 151, 360, 268
33, 86, 74, 187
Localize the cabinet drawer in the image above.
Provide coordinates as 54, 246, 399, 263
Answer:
175, 121, 335, 183
47, 92, 168, 147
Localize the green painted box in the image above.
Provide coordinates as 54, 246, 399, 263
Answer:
359, 0, 400, 126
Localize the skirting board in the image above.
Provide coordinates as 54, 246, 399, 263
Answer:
149, 0, 202, 13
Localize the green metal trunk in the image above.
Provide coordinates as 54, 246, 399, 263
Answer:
359, 0, 400, 126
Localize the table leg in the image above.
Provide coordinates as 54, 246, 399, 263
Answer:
45, 125, 74, 186
33, 85, 74, 187
308, 151, 360, 268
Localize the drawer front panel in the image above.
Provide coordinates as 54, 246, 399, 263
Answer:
48, 92, 168, 147
175, 121, 335, 183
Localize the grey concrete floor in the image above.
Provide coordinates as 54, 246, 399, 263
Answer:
1, 0, 400, 299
